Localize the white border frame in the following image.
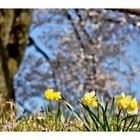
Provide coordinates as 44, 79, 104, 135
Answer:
0, 132, 140, 140
0, 0, 140, 8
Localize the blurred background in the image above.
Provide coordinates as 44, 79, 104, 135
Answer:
0, 9, 140, 115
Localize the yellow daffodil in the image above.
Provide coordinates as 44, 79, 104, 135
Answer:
114, 92, 132, 108
53, 91, 62, 100
127, 98, 138, 115
82, 91, 98, 107
45, 89, 61, 100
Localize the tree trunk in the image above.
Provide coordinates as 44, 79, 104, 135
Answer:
0, 9, 32, 101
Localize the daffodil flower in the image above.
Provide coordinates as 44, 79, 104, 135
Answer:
127, 98, 138, 115
45, 89, 62, 100
114, 92, 132, 108
82, 91, 98, 107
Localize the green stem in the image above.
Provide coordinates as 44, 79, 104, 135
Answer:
117, 108, 122, 131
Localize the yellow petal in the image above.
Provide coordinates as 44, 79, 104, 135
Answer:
114, 92, 129, 108
82, 91, 98, 107
89, 91, 96, 97
44, 89, 61, 100
121, 92, 125, 98
127, 98, 138, 111
125, 95, 132, 104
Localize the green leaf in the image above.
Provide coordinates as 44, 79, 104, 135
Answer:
77, 98, 104, 130
55, 102, 62, 123
122, 114, 128, 131
121, 114, 137, 131
121, 114, 137, 122
136, 120, 140, 131
125, 115, 137, 131
129, 115, 138, 131
98, 103, 110, 131
83, 113, 96, 131
116, 108, 123, 131
62, 96, 91, 131
108, 97, 115, 120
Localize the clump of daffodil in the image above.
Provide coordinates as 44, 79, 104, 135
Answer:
45, 88, 61, 100
127, 98, 138, 115
81, 91, 98, 107
114, 92, 132, 109
115, 92, 139, 114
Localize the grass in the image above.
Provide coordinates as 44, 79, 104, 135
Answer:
0, 96, 140, 131
0, 100, 85, 131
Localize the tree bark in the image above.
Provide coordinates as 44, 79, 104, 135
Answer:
110, 9, 140, 16
0, 9, 32, 101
